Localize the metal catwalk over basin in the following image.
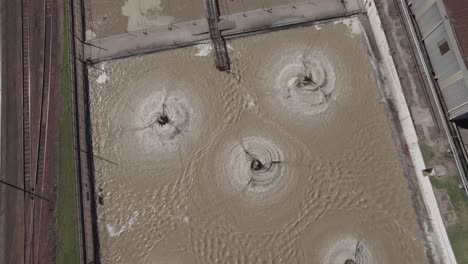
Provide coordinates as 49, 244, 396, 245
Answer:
84, 0, 364, 62
205, 0, 230, 71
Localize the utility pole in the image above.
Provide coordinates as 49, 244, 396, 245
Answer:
0, 179, 50, 202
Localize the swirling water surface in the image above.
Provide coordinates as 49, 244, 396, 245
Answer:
89, 18, 429, 264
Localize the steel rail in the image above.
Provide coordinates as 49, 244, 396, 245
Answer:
20, 0, 33, 262
33, 0, 52, 262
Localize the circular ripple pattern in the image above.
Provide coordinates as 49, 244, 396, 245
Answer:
321, 238, 374, 264
212, 135, 301, 207
89, 22, 430, 264
192, 114, 322, 232
276, 52, 336, 114
299, 207, 426, 264
227, 137, 284, 190
136, 91, 192, 148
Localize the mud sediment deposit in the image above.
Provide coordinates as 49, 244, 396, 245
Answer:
89, 18, 430, 263
86, 0, 293, 39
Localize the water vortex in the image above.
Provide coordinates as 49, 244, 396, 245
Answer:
230, 137, 285, 191
277, 54, 336, 114
321, 238, 374, 264
138, 92, 192, 146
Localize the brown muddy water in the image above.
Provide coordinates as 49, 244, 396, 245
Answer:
88, 18, 430, 263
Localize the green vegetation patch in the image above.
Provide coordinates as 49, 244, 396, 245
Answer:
57, 4, 80, 264
419, 143, 434, 165
431, 176, 468, 263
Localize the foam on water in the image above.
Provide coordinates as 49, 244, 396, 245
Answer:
105, 211, 139, 237
216, 137, 289, 201
276, 52, 336, 114
96, 72, 109, 84
86, 29, 97, 40
194, 43, 212, 57
334, 17, 363, 37
95, 62, 109, 84
321, 238, 375, 264
194, 43, 235, 57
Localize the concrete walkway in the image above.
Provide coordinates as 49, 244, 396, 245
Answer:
85, 0, 363, 62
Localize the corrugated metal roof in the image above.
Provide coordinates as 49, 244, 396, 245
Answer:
422, 21, 468, 119
425, 24, 461, 81
443, 78, 468, 116
411, 0, 429, 11
443, 0, 468, 66
410, 0, 468, 120
417, 3, 442, 37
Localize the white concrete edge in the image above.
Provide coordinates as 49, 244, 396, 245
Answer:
364, 0, 457, 263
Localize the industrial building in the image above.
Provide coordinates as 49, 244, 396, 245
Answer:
410, 0, 468, 125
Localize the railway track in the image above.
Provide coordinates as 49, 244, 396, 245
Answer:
20, 0, 33, 262
33, 0, 52, 262
20, 0, 52, 262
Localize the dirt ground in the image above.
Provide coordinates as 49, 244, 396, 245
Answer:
1, 0, 26, 262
